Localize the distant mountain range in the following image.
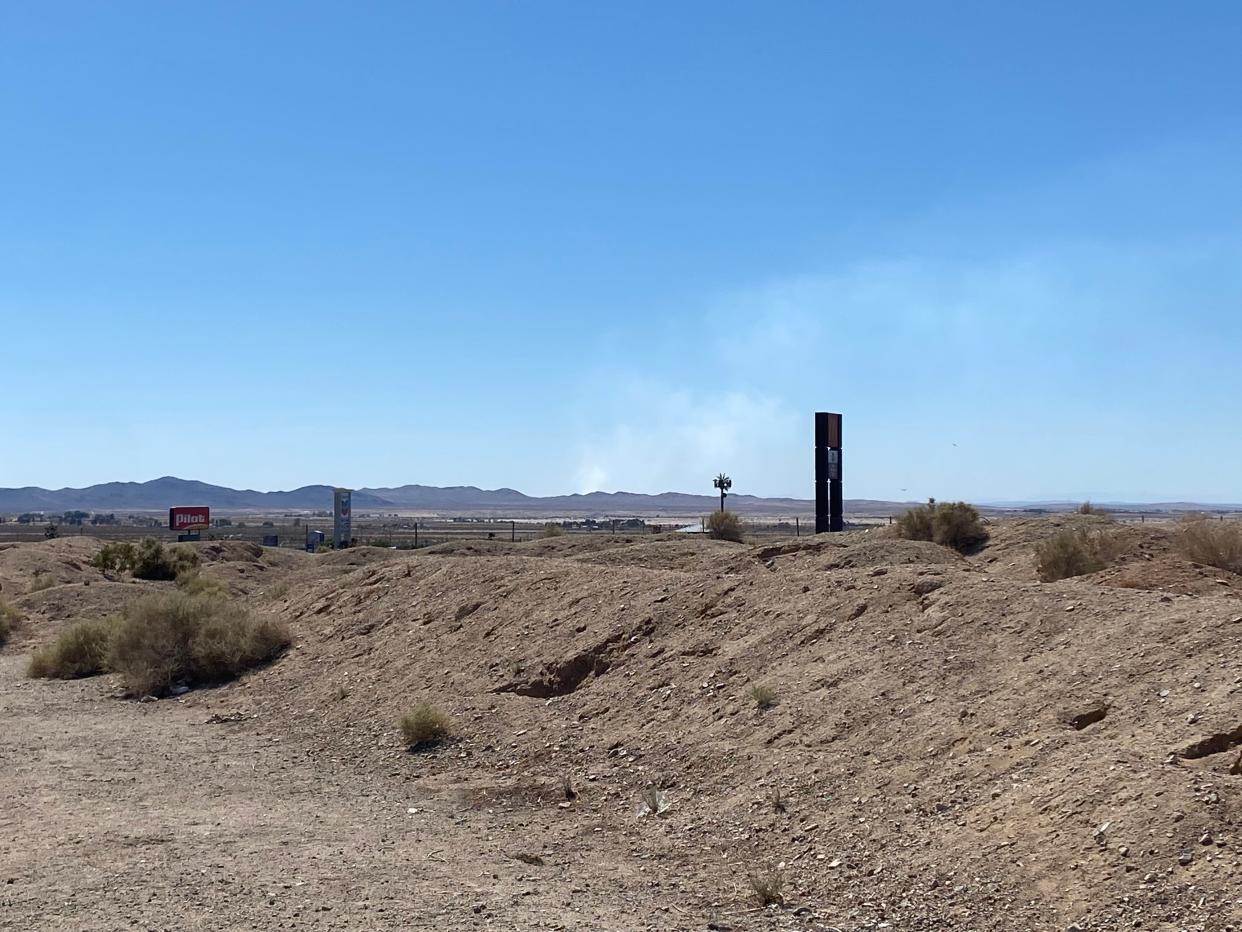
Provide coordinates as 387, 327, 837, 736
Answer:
0, 477, 1237, 517
0, 476, 877, 516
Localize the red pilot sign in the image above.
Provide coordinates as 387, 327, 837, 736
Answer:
169, 506, 211, 531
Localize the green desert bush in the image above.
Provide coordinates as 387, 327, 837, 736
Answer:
895, 500, 988, 553
92, 538, 199, 580
131, 538, 199, 581
1035, 528, 1123, 582
92, 541, 137, 574
1179, 517, 1242, 574
28, 616, 120, 679
399, 702, 453, 748
107, 590, 291, 696
706, 510, 745, 543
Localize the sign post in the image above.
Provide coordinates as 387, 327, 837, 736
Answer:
814, 412, 843, 533
333, 488, 352, 549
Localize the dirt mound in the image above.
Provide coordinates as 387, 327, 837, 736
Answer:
570, 536, 741, 572
422, 539, 517, 557
314, 545, 406, 567
0, 537, 106, 596
1095, 554, 1242, 599
225, 523, 1242, 929
974, 517, 1242, 598
820, 536, 963, 568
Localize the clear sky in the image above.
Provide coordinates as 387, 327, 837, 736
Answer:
3, 2, 1240, 502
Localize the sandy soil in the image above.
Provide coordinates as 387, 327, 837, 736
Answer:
2, 522, 1241, 931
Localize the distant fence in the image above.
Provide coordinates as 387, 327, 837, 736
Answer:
7, 509, 1226, 550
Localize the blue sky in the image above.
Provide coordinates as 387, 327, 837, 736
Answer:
3, 2, 1240, 501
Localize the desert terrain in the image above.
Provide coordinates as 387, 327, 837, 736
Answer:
2, 517, 1240, 931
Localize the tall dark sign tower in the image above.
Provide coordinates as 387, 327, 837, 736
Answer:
815, 412, 843, 533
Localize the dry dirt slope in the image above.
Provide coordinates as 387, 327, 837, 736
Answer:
243, 527, 1242, 929
2, 525, 1241, 930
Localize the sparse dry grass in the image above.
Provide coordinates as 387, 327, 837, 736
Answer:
399, 702, 452, 747
639, 786, 670, 816
29, 573, 55, 593
1035, 528, 1124, 582
1180, 517, 1242, 575
706, 510, 744, 542
748, 683, 778, 709
28, 616, 120, 679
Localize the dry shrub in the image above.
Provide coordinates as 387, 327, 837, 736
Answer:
896, 500, 988, 553
895, 504, 934, 541
28, 617, 119, 679
1035, 529, 1123, 582
1077, 501, 1106, 515
107, 590, 290, 696
541, 522, 565, 538
1180, 517, 1242, 575
748, 867, 785, 906
177, 572, 228, 597
400, 702, 452, 747
0, 597, 21, 644
706, 510, 744, 542
748, 684, 778, 709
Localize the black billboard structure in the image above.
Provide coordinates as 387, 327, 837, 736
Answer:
815, 412, 843, 533
333, 488, 352, 549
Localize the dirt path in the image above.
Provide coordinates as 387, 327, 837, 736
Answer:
0, 655, 718, 931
